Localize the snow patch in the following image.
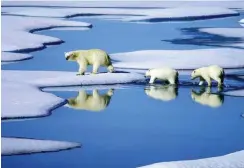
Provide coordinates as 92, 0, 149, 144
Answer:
2, 1, 244, 9
2, 137, 80, 156
223, 89, 244, 97
2, 81, 65, 119
2, 70, 145, 88
2, 15, 91, 62
138, 150, 244, 168
199, 28, 244, 48
3, 7, 238, 22
1, 52, 33, 62
111, 49, 244, 70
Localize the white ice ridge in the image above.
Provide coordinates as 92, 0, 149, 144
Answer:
2, 70, 145, 87
138, 150, 244, 168
110, 49, 244, 70
2, 70, 144, 119
2, 15, 91, 62
2, 137, 80, 156
199, 28, 244, 48
2, 6, 239, 22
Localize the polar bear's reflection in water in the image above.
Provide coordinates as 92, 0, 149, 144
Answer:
67, 89, 114, 112
145, 85, 178, 102
191, 87, 224, 108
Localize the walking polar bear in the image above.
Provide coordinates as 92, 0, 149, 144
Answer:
145, 67, 178, 85
191, 65, 224, 87
67, 89, 114, 112
65, 49, 114, 75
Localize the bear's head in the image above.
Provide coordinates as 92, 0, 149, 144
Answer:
107, 65, 114, 73
65, 51, 77, 61
145, 69, 151, 77
191, 69, 200, 80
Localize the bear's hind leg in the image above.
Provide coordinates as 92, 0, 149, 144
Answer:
168, 77, 176, 85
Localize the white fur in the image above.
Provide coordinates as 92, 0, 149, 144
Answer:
191, 65, 224, 87
65, 49, 114, 75
145, 67, 178, 84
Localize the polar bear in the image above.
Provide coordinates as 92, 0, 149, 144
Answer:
65, 49, 114, 75
191, 65, 224, 87
67, 89, 114, 112
191, 88, 224, 108
145, 85, 178, 102
145, 67, 178, 85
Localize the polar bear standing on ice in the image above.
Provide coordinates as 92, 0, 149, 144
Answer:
145, 67, 178, 85
67, 89, 114, 112
191, 65, 224, 87
65, 49, 114, 75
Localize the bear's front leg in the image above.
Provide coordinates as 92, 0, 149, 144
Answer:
203, 77, 211, 87
92, 63, 100, 74
199, 77, 205, 86
77, 62, 87, 76
149, 76, 156, 84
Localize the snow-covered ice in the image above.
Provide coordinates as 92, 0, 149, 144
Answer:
2, 137, 80, 156
111, 49, 244, 71
2, 70, 145, 87
223, 89, 244, 97
199, 28, 244, 48
3, 7, 239, 22
138, 150, 244, 168
1, 52, 33, 62
2, 81, 65, 119
1, 15, 91, 62
2, 70, 144, 119
2, 1, 244, 9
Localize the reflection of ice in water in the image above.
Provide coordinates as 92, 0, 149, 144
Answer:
145, 85, 178, 102
67, 89, 114, 112
191, 87, 224, 108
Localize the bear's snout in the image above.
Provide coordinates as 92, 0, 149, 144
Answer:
66, 56, 69, 60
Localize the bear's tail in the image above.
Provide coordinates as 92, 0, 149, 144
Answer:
175, 71, 179, 85
221, 69, 225, 84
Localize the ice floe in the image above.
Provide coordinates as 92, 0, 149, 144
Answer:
2, 15, 91, 62
3, 7, 239, 22
199, 28, 244, 48
2, 70, 145, 87
1, 52, 32, 62
2, 137, 80, 156
138, 150, 244, 168
111, 49, 244, 71
2, 1, 244, 9
223, 89, 244, 97
2, 81, 65, 119
2, 70, 144, 119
